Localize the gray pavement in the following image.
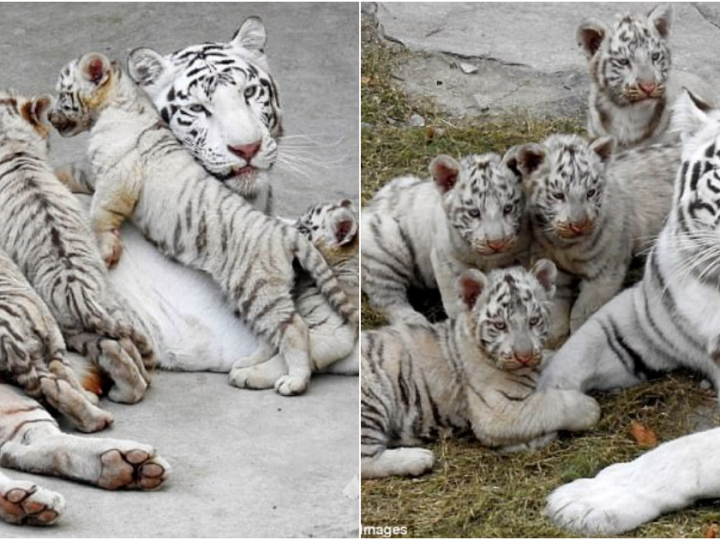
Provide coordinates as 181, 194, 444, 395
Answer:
0, 3, 358, 538
372, 2, 720, 118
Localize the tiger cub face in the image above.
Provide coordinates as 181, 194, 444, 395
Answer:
430, 152, 525, 256
294, 199, 358, 265
127, 17, 282, 197
0, 92, 53, 151
578, 4, 672, 106
458, 261, 556, 371
50, 53, 118, 136
670, 90, 720, 244
517, 134, 615, 245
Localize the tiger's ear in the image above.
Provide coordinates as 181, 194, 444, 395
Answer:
21, 94, 53, 136
672, 89, 713, 140
502, 145, 523, 180
430, 155, 461, 193
647, 3, 672, 39
577, 19, 607, 58
515, 143, 546, 179
79, 53, 112, 86
232, 16, 267, 53
457, 269, 488, 312
128, 47, 170, 87
531, 259, 557, 299
589, 136, 615, 164
330, 206, 358, 246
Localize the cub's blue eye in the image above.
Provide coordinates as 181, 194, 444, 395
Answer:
188, 104, 206, 114
552, 192, 565, 201
529, 316, 540, 326
503, 204, 514, 215
651, 52, 661, 62
493, 321, 507, 331
586, 189, 597, 198
617, 58, 630, 66
468, 209, 481, 219
244, 86, 258, 99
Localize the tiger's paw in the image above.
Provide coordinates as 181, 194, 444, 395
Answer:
228, 367, 274, 390
545, 462, 659, 535
274, 375, 309, 396
0, 481, 65, 526
99, 229, 123, 269
98, 444, 170, 491
362, 448, 435, 479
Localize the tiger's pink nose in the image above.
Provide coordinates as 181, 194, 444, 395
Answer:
487, 239, 507, 252
514, 351, 534, 365
228, 141, 261, 160
639, 81, 657, 96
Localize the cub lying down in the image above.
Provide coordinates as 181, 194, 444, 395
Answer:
361, 261, 600, 479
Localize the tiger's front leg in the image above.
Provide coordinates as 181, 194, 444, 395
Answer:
90, 160, 143, 269
569, 268, 627, 333
431, 246, 466, 320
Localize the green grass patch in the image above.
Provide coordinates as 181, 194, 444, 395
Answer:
361, 18, 720, 538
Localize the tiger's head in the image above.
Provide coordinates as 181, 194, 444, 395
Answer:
430, 151, 525, 257
127, 17, 282, 199
294, 199, 358, 266
669, 90, 720, 265
457, 261, 556, 371
517, 134, 615, 246
578, 4, 672, 106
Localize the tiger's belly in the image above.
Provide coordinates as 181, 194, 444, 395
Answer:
108, 220, 260, 372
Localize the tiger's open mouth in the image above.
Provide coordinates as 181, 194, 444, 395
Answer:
218, 165, 259, 182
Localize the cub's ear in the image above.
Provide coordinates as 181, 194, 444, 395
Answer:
647, 3, 672, 39
671, 89, 713, 140
577, 19, 608, 58
330, 207, 358, 246
128, 47, 169, 87
21, 94, 53, 136
502, 145, 523, 180
79, 53, 112, 86
515, 143, 546, 179
429, 155, 461, 193
589, 136, 615, 164
232, 16, 267, 52
531, 259, 557, 299
456, 269, 488, 312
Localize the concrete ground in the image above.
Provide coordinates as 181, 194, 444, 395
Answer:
0, 3, 358, 538
371, 2, 720, 119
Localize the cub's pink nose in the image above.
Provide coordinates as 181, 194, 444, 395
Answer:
487, 239, 507, 252
228, 141, 261, 160
638, 81, 657, 96
514, 351, 534, 365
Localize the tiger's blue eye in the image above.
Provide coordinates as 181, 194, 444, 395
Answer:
587, 189, 597, 198
468, 209, 481, 219
493, 321, 507, 331
617, 58, 630, 66
552, 192, 565, 201
651, 52, 661, 62
188, 104, 206, 114
244, 86, 258, 99
503, 204, 514, 215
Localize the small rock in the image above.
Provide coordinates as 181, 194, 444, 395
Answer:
460, 62, 478, 75
409, 114, 425, 127
700, 379, 712, 390
361, 122, 374, 130
361, 2, 377, 16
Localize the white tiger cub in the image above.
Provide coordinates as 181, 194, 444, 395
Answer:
362, 151, 529, 325
49, 52, 357, 396
0, 247, 112, 433
361, 261, 601, 479
578, 3, 714, 149
0, 383, 170, 526
229, 199, 359, 389
0, 91, 154, 404
541, 91, 720, 533
516, 134, 675, 345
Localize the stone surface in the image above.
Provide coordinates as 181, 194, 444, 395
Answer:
0, 3, 358, 538
375, 2, 720, 118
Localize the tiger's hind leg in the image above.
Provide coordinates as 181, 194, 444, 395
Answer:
0, 397, 169, 491
0, 472, 64, 526
273, 313, 312, 396
65, 332, 148, 404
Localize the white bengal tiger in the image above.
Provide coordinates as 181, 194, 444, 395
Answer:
578, 3, 714, 149
541, 90, 720, 534
516, 133, 675, 345
229, 199, 359, 389
127, 16, 281, 214
49, 52, 357, 397
361, 261, 601, 479
361, 151, 530, 325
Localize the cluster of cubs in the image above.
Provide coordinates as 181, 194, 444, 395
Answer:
360, 3, 700, 479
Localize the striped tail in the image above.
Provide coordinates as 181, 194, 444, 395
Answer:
295, 236, 359, 331
65, 353, 105, 397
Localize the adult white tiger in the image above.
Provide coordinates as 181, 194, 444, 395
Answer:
542, 90, 720, 534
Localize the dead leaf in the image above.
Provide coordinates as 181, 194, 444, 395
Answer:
705, 523, 718, 538
361, 76, 371, 85
629, 421, 658, 448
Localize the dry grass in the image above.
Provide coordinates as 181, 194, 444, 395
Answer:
360, 17, 720, 538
